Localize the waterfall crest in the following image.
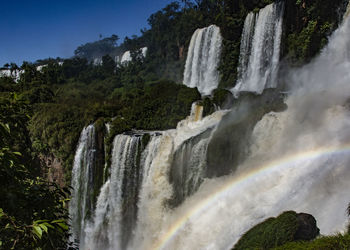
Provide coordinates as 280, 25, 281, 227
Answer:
183, 25, 222, 96
232, 2, 284, 95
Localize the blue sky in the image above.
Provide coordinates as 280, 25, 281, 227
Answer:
0, 0, 173, 66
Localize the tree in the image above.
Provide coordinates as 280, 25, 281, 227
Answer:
102, 54, 116, 75
0, 94, 70, 249
74, 34, 120, 61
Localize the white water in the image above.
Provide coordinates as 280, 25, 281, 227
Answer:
120, 47, 148, 64
74, 104, 226, 250
130, 108, 227, 250
83, 134, 142, 249
183, 25, 222, 96
148, 15, 350, 250
70, 6, 350, 250
69, 125, 96, 244
232, 2, 284, 95
0, 69, 23, 82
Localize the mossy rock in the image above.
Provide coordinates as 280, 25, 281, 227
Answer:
212, 88, 234, 109
233, 211, 319, 250
273, 233, 350, 250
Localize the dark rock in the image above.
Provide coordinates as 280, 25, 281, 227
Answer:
233, 211, 319, 250
40, 154, 65, 187
206, 88, 287, 178
295, 213, 320, 241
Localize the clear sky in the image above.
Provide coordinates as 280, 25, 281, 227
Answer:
0, 0, 173, 66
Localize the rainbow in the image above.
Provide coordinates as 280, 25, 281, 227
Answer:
151, 143, 350, 250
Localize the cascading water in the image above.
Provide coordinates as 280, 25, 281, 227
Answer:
120, 47, 148, 64
232, 1, 284, 95
146, 14, 350, 250
70, 4, 350, 250
70, 103, 227, 250
69, 125, 97, 244
183, 25, 222, 96
82, 134, 147, 249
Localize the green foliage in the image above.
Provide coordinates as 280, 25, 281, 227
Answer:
284, 0, 344, 64
273, 233, 350, 250
233, 211, 300, 250
74, 34, 119, 61
0, 95, 69, 249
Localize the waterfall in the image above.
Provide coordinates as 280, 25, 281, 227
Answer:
0, 69, 23, 82
183, 25, 222, 96
149, 15, 350, 250
69, 125, 97, 244
70, 102, 227, 249
70, 7, 350, 250
82, 134, 146, 249
232, 2, 284, 95
120, 47, 148, 64
130, 109, 227, 249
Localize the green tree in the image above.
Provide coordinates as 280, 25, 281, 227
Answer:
0, 94, 70, 249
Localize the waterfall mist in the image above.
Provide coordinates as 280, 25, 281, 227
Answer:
69, 5, 350, 250
151, 16, 350, 250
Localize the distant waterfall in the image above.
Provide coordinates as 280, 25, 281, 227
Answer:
183, 25, 222, 96
232, 2, 284, 95
120, 47, 148, 64
69, 125, 97, 244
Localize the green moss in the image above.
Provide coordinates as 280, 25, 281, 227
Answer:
233, 211, 299, 250
273, 233, 350, 250
213, 89, 234, 109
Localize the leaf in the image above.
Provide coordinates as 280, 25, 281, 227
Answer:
43, 222, 54, 229
51, 219, 64, 223
34, 219, 49, 223
39, 223, 48, 233
0, 208, 3, 218
57, 222, 69, 231
33, 225, 43, 239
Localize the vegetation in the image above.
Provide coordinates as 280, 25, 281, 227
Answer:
0, 94, 70, 249
234, 207, 350, 250
284, 0, 346, 64
0, 0, 347, 247
233, 211, 302, 250
273, 234, 350, 250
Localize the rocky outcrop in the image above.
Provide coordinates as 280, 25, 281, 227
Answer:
295, 213, 320, 241
40, 154, 65, 187
206, 89, 287, 178
233, 211, 319, 250
345, 1, 350, 19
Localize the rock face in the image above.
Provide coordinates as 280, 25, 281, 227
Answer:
295, 213, 320, 241
233, 211, 320, 250
41, 154, 65, 187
